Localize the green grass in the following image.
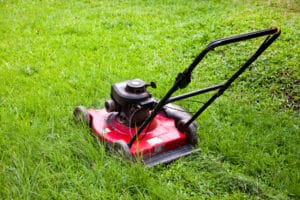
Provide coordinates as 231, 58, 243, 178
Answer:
0, 0, 299, 199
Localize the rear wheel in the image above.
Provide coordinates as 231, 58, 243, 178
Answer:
176, 120, 198, 145
74, 106, 90, 126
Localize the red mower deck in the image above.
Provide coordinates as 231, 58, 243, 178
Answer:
87, 109, 200, 166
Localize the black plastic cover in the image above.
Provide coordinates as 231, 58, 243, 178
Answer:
111, 80, 151, 105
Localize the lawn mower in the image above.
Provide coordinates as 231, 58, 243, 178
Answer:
74, 27, 280, 167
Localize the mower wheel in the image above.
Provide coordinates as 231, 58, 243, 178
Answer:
112, 140, 131, 159
176, 120, 198, 146
186, 123, 198, 145
73, 106, 90, 126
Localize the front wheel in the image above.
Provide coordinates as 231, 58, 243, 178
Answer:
73, 106, 91, 126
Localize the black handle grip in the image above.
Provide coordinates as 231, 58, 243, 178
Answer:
185, 26, 280, 76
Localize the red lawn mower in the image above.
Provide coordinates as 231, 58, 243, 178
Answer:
74, 27, 280, 167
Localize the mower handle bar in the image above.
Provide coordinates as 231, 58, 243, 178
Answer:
188, 27, 280, 72
165, 83, 225, 104
128, 26, 281, 148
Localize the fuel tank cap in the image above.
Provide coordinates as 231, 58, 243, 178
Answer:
126, 79, 146, 93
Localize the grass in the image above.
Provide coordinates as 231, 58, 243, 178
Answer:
0, 0, 299, 199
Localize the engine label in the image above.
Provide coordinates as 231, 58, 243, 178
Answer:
101, 128, 111, 134
147, 137, 163, 145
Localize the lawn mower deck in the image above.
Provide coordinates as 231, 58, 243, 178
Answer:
86, 108, 200, 166
74, 27, 280, 167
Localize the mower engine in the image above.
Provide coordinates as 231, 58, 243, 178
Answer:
104, 79, 157, 127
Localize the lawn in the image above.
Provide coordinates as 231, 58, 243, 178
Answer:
0, 0, 299, 199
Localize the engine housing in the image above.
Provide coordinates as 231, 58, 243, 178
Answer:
105, 79, 156, 126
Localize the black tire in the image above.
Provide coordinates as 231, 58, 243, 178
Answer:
185, 123, 198, 145
112, 140, 131, 159
73, 106, 90, 126
176, 120, 198, 146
